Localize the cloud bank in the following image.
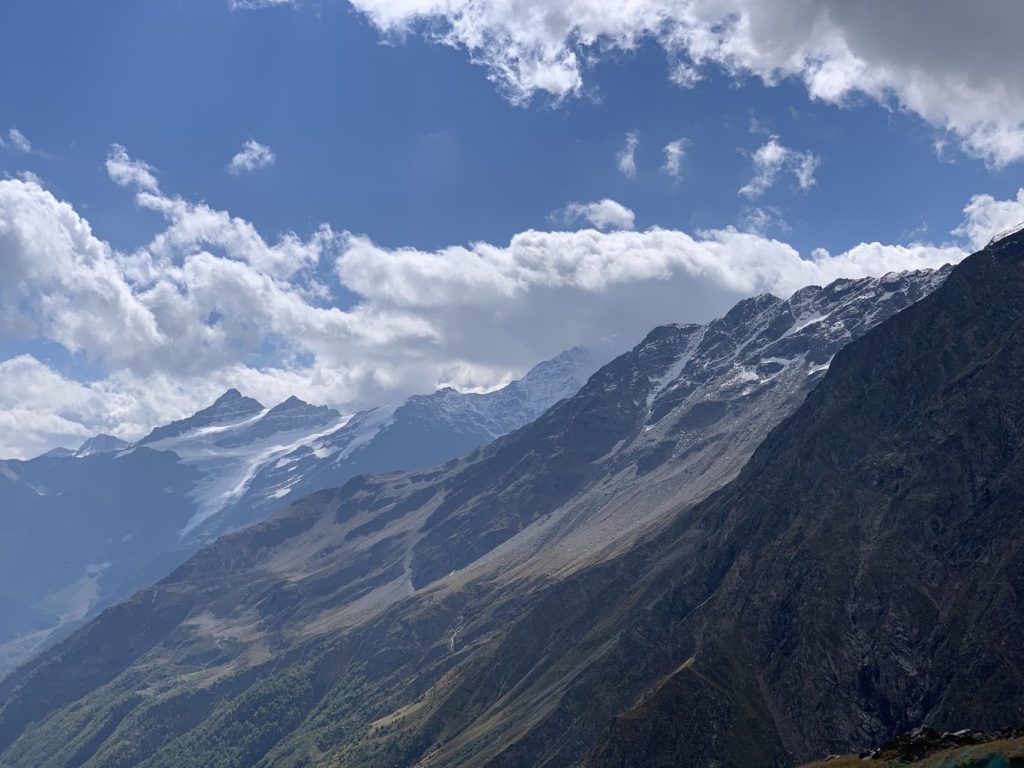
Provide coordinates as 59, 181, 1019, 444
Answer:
0, 145, 1016, 457
343, 0, 1024, 166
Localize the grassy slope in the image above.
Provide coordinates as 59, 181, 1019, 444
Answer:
802, 736, 1024, 767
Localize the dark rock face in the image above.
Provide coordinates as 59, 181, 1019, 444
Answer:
0, 264, 973, 768
579, 232, 1024, 766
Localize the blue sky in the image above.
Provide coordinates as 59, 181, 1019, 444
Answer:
2, 0, 1024, 457
5, 0, 1020, 254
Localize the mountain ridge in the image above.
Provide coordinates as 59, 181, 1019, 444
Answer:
0, 347, 600, 678
0, 264, 965, 767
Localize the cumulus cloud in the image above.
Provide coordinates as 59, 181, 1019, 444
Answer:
227, 139, 276, 174
106, 144, 160, 194
337, 227, 961, 316
2, 145, 1018, 458
739, 136, 819, 198
554, 199, 636, 231
343, 0, 1024, 166
0, 178, 165, 362
952, 188, 1024, 251
617, 131, 639, 177
662, 138, 686, 181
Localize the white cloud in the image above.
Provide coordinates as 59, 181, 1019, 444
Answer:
555, 199, 636, 231
5, 128, 32, 154
227, 139, 276, 174
338, 227, 960, 316
343, 0, 1024, 166
617, 131, 639, 177
106, 144, 160, 194
952, 188, 1024, 251
4, 146, 1019, 458
662, 138, 686, 181
0, 178, 165, 363
739, 136, 819, 198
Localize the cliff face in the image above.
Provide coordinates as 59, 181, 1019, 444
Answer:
580, 230, 1024, 766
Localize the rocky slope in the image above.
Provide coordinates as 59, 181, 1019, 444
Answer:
577, 231, 1024, 766
0, 348, 597, 678
0, 265, 959, 767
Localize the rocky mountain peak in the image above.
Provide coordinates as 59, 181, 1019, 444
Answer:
75, 434, 129, 457
213, 387, 244, 404
138, 390, 264, 446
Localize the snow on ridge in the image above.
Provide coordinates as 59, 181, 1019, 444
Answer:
989, 220, 1024, 246
140, 409, 270, 456
330, 405, 398, 465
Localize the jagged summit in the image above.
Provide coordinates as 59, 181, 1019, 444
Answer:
138, 389, 264, 446
75, 434, 129, 457
212, 387, 249, 404
269, 395, 311, 411
261, 395, 337, 420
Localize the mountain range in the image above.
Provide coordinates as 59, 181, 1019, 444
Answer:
0, 346, 598, 677
0, 259, 986, 767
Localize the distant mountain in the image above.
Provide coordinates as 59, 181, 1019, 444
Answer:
0, 347, 598, 677
74, 434, 129, 457
0, 265, 963, 768
200, 345, 602, 539
137, 389, 265, 446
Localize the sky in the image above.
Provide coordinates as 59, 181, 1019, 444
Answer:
2, 0, 1024, 458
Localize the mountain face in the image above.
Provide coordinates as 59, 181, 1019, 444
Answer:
0, 266, 964, 768
0, 348, 597, 678
574, 232, 1024, 766
200, 345, 601, 539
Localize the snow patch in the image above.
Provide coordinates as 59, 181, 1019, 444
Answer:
989, 221, 1024, 245
646, 328, 707, 408
331, 406, 398, 465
